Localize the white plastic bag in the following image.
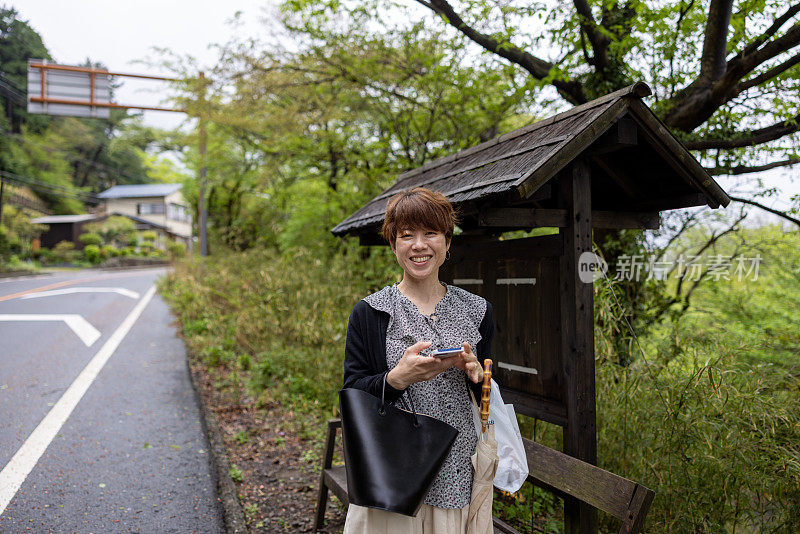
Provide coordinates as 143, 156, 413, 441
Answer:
471, 378, 528, 493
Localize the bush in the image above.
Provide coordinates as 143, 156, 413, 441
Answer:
84, 216, 135, 246
78, 232, 102, 247
35, 247, 54, 264
100, 245, 117, 259
52, 241, 79, 263
158, 246, 394, 420
140, 230, 158, 242
84, 244, 101, 264
118, 247, 133, 257
166, 241, 187, 259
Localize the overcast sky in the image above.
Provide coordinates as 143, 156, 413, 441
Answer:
12, 0, 273, 130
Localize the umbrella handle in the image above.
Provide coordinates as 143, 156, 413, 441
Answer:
481, 359, 492, 431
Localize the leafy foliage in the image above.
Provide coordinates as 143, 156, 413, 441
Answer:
84, 216, 136, 247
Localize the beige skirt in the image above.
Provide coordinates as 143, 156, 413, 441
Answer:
342, 503, 469, 534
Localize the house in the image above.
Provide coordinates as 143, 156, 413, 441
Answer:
96, 184, 192, 247
33, 183, 193, 250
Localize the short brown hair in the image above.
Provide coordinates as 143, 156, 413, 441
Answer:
381, 188, 457, 244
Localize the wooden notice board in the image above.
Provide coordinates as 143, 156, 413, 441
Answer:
440, 233, 568, 426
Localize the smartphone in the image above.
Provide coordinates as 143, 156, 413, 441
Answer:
430, 347, 463, 358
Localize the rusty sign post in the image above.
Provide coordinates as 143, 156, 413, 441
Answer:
26, 60, 210, 256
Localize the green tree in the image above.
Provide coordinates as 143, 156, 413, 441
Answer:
164, 14, 535, 251
0, 204, 46, 259
0, 8, 170, 217
352, 0, 800, 219
0, 6, 51, 133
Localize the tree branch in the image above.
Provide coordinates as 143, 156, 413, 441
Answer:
664, 5, 800, 131
738, 3, 800, 58
572, 0, 610, 69
738, 52, 800, 91
728, 195, 800, 227
726, 21, 800, 80
698, 0, 735, 82
415, 0, 587, 104
683, 113, 800, 149
706, 157, 800, 175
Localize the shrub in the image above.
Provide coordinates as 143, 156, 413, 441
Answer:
35, 247, 55, 264
78, 232, 102, 247
118, 247, 132, 257
84, 244, 101, 264
100, 245, 117, 259
166, 241, 187, 259
52, 241, 79, 263
140, 230, 158, 242
84, 216, 135, 246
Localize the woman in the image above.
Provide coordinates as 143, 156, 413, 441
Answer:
342, 187, 494, 533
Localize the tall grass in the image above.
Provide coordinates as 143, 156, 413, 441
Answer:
159, 246, 396, 435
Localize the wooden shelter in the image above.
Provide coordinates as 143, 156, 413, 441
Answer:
332, 82, 730, 532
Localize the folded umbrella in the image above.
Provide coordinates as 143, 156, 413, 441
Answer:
467, 359, 499, 534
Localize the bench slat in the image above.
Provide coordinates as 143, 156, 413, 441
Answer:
524, 437, 638, 521
324, 466, 349, 504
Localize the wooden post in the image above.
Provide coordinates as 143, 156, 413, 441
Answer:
198, 71, 208, 257
558, 159, 598, 534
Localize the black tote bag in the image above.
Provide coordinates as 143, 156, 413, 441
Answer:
339, 376, 459, 516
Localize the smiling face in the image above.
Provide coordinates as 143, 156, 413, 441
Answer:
391, 227, 450, 282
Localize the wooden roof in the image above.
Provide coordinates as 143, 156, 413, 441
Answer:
332, 82, 730, 237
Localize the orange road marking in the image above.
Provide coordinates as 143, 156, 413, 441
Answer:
0, 269, 164, 303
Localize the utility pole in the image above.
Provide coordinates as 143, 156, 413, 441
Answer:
198, 71, 208, 257
0, 176, 5, 227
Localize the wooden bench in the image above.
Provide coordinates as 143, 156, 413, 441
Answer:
314, 419, 654, 533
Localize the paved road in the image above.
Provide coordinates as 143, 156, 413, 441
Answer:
0, 268, 224, 533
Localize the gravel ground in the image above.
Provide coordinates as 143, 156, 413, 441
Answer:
189, 360, 347, 533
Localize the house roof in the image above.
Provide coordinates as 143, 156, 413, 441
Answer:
97, 183, 182, 199
332, 82, 730, 237
32, 214, 97, 224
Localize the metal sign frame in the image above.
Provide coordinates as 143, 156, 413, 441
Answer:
27, 60, 184, 116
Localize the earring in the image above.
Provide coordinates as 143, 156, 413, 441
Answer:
446, 250, 451, 260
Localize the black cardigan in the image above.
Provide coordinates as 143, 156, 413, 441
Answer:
343, 298, 495, 403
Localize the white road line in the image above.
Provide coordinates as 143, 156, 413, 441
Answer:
0, 285, 156, 516
0, 315, 101, 347
20, 287, 140, 300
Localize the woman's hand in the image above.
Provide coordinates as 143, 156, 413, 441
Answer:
386, 341, 460, 390
454, 342, 483, 383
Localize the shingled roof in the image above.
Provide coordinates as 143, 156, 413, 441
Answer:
332, 82, 730, 237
